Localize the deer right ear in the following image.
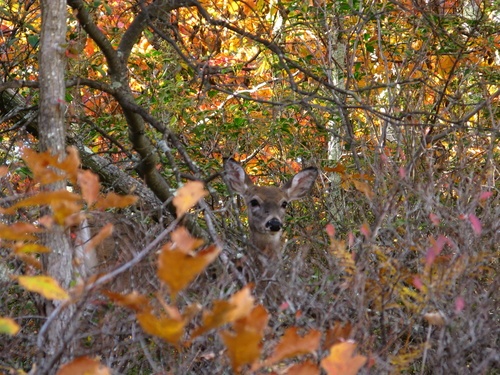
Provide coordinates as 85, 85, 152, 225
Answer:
224, 158, 252, 195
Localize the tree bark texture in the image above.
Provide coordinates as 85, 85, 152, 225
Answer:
37, 0, 75, 369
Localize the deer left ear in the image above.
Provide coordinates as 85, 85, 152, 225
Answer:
224, 158, 253, 195
283, 167, 318, 201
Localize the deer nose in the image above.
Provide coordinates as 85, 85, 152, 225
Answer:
266, 218, 282, 232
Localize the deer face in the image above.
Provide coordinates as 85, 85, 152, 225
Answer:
224, 158, 318, 254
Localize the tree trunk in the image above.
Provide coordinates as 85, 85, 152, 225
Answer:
37, 0, 75, 369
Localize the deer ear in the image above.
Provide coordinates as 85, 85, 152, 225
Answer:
224, 158, 253, 195
283, 167, 318, 201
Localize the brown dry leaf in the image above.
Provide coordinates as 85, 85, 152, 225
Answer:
323, 321, 352, 350
352, 179, 374, 199
18, 275, 69, 301
14, 253, 42, 269
0, 165, 8, 177
265, 327, 321, 366
84, 223, 113, 253
423, 311, 446, 326
192, 286, 254, 337
137, 311, 186, 345
172, 181, 207, 217
104, 290, 150, 313
287, 360, 321, 375
78, 169, 100, 206
157, 243, 220, 297
321, 342, 367, 375
95, 192, 138, 210
0, 317, 21, 336
56, 356, 110, 375
170, 226, 204, 253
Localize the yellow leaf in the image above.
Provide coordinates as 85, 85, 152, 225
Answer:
56, 356, 111, 375
14, 243, 51, 254
157, 243, 220, 297
0, 223, 39, 241
172, 181, 207, 217
0, 317, 21, 335
321, 342, 367, 375
17, 275, 69, 301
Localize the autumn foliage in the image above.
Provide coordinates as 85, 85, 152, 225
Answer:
0, 0, 498, 373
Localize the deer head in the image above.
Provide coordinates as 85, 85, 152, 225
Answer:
224, 158, 318, 255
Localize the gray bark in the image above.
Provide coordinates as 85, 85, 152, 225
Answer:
37, 0, 75, 369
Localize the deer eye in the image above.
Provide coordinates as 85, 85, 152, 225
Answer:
281, 201, 288, 209
249, 199, 260, 207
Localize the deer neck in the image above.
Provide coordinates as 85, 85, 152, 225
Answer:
250, 230, 283, 255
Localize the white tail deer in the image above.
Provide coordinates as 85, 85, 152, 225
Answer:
224, 158, 318, 255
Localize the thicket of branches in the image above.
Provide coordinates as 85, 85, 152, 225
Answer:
0, 0, 498, 373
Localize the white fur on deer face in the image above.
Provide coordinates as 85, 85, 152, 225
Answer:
224, 159, 318, 254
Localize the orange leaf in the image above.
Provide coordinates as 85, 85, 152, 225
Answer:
0, 223, 40, 241
56, 356, 110, 375
77, 169, 100, 206
1, 190, 81, 215
321, 342, 367, 375
220, 305, 268, 372
323, 322, 352, 350
95, 192, 137, 209
21, 148, 65, 185
173, 181, 207, 217
192, 286, 254, 337
103, 290, 150, 313
265, 327, 321, 366
170, 226, 204, 253
0, 165, 8, 177
157, 243, 220, 297
287, 360, 321, 375
17, 275, 69, 301
136, 311, 185, 344
0, 317, 21, 336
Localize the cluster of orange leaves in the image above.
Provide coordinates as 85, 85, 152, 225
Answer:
0, 148, 368, 374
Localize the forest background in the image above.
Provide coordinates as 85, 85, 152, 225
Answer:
0, 0, 498, 374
